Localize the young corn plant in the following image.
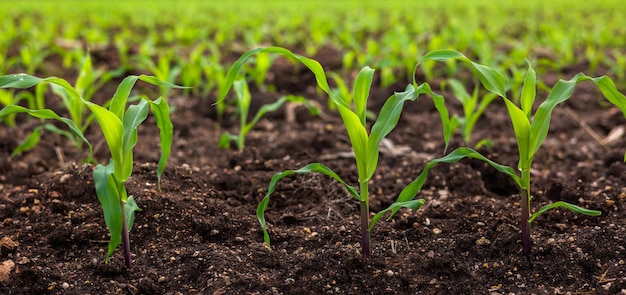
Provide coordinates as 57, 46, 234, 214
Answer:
443, 78, 497, 148
411, 50, 626, 257
218, 47, 451, 257
0, 73, 181, 268
218, 78, 319, 151
88, 75, 179, 268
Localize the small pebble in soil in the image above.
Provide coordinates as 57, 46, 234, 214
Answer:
61, 282, 69, 289
476, 237, 490, 245
386, 270, 394, 277
567, 236, 575, 243
432, 228, 442, 234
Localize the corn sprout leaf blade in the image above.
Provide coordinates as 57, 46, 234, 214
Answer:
520, 60, 537, 118
392, 147, 520, 219
415, 50, 507, 98
502, 98, 531, 168
367, 84, 418, 179
218, 47, 346, 109
353, 67, 375, 125
120, 101, 150, 181
148, 97, 173, 189
11, 127, 41, 156
414, 82, 452, 152
0, 74, 43, 88
94, 162, 123, 262
369, 199, 425, 232
258, 163, 359, 248
337, 105, 369, 181
125, 196, 142, 231
87, 103, 125, 177
0, 105, 92, 157
529, 201, 601, 223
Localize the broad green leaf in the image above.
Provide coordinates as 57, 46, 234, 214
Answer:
502, 98, 531, 168
258, 163, 359, 248
353, 67, 374, 126
0, 74, 43, 88
149, 97, 173, 189
75, 54, 94, 98
414, 82, 452, 152
414, 50, 507, 98
94, 162, 123, 262
120, 101, 149, 181
11, 127, 41, 156
390, 147, 520, 219
0, 105, 93, 157
470, 62, 507, 98
529, 201, 601, 223
217, 47, 347, 109
109, 75, 140, 120
367, 84, 418, 179
87, 103, 124, 176
520, 60, 537, 118
369, 199, 425, 231
591, 75, 626, 115
337, 104, 369, 182
125, 196, 142, 231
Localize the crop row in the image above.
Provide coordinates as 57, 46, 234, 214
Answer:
2, 46, 625, 268
1, 0, 626, 102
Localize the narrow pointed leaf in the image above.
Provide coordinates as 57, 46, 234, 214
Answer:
529, 201, 601, 223
520, 60, 537, 118
258, 163, 359, 248
369, 199, 425, 231
353, 67, 374, 126
94, 162, 123, 262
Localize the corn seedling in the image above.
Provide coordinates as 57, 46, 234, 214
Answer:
218, 78, 319, 151
411, 50, 626, 257
0, 73, 182, 268
443, 78, 497, 148
89, 75, 180, 268
218, 47, 451, 257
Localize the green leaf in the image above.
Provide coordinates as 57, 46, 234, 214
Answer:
258, 163, 359, 248
120, 100, 150, 181
367, 84, 418, 179
94, 162, 123, 262
87, 103, 125, 176
391, 147, 520, 219
520, 60, 537, 118
11, 127, 41, 156
0, 74, 43, 88
414, 50, 507, 98
369, 199, 425, 232
502, 98, 531, 168
413, 82, 452, 152
148, 97, 173, 189
0, 105, 93, 157
217, 47, 346, 109
353, 67, 374, 126
125, 196, 142, 231
336, 104, 369, 182
529, 201, 601, 223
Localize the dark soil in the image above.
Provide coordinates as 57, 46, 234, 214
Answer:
1, 51, 626, 295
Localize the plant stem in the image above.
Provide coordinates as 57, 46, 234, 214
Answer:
359, 181, 371, 257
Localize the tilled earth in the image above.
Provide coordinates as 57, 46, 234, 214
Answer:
1, 53, 626, 294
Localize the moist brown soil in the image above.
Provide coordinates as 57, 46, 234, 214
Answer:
1, 52, 626, 295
